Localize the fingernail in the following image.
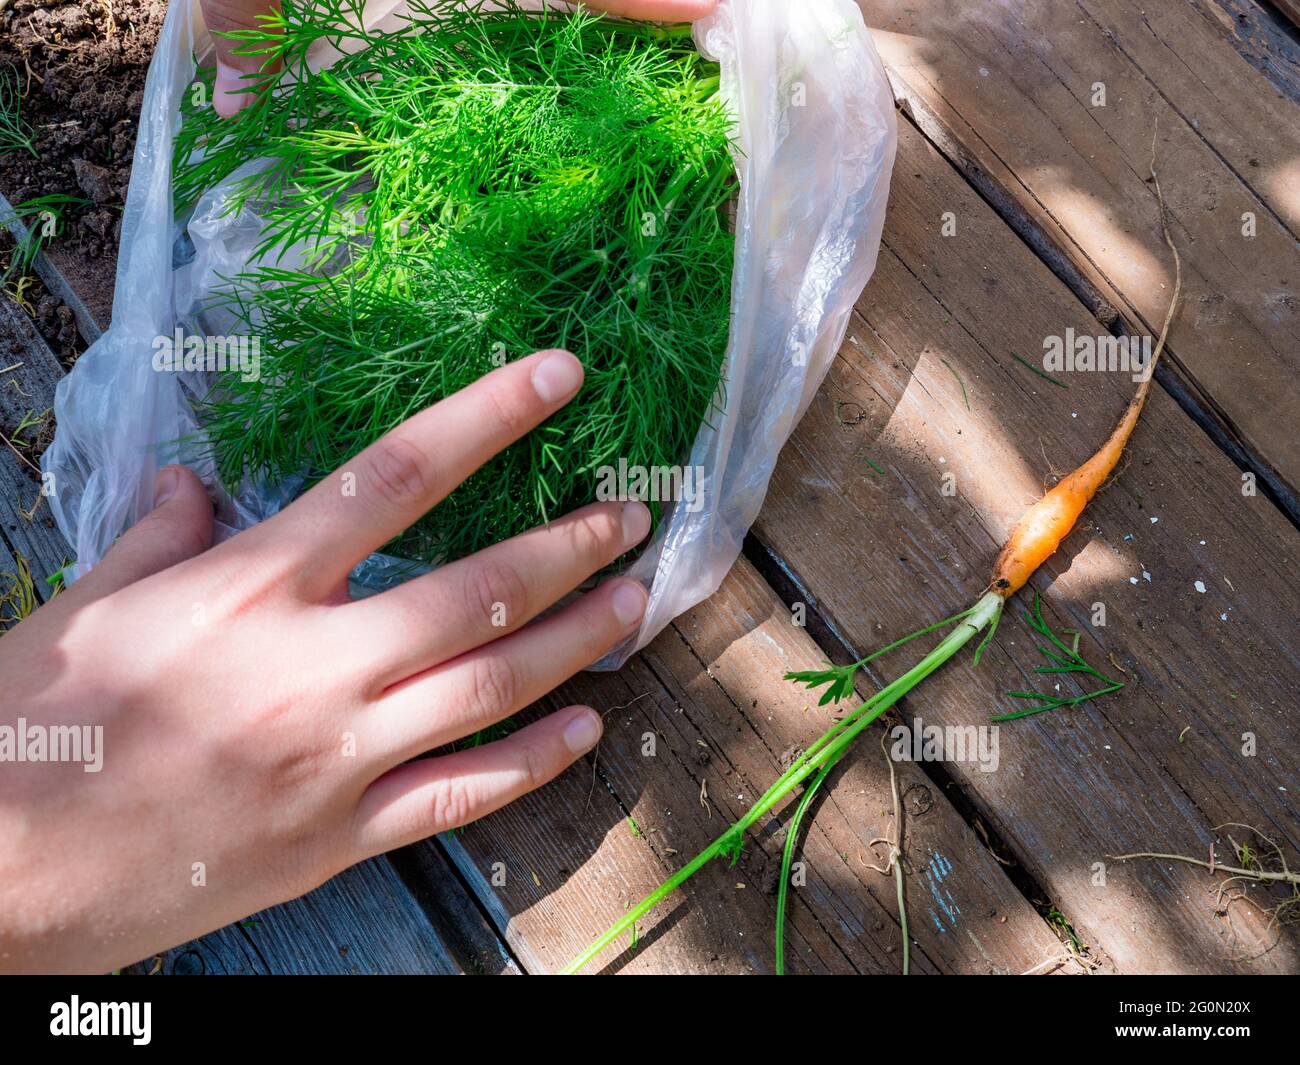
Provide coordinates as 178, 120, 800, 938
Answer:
622, 501, 651, 547
563, 708, 602, 754
153, 466, 180, 507
611, 580, 647, 628
531, 350, 583, 404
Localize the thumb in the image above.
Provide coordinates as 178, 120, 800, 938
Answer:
202, 0, 282, 118
71, 466, 216, 603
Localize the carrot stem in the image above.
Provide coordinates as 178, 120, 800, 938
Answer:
562, 592, 1003, 974
774, 747, 843, 975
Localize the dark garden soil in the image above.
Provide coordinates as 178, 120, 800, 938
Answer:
0, 0, 167, 348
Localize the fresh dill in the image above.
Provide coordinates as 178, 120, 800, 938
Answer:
174, 0, 735, 564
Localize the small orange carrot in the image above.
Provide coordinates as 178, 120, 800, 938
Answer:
993, 142, 1181, 598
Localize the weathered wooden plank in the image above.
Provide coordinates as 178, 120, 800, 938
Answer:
0, 453, 68, 599
425, 555, 1064, 975
1190, 0, 1300, 100
862, 0, 1300, 502
0, 534, 19, 581
0, 312, 61, 389
386, 840, 524, 974
125, 858, 468, 975
1269, 0, 1300, 32
0, 285, 64, 427
0, 530, 25, 632
752, 118, 1300, 973
0, 288, 70, 596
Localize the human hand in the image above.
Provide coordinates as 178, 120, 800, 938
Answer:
0, 349, 651, 974
202, 0, 719, 117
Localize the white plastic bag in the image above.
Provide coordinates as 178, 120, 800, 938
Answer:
43, 0, 896, 668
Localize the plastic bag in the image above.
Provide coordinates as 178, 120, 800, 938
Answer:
43, 0, 896, 668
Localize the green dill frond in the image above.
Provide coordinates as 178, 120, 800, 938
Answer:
991, 592, 1124, 720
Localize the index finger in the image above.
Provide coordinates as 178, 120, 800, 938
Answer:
259, 348, 584, 596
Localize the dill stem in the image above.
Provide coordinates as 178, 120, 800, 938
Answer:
562, 591, 1004, 974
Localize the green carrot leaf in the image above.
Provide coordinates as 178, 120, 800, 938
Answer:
784, 663, 860, 706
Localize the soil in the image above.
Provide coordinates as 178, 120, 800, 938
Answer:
1, 236, 81, 362
0, 0, 166, 335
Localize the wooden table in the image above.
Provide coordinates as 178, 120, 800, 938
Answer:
2, 0, 1296, 975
